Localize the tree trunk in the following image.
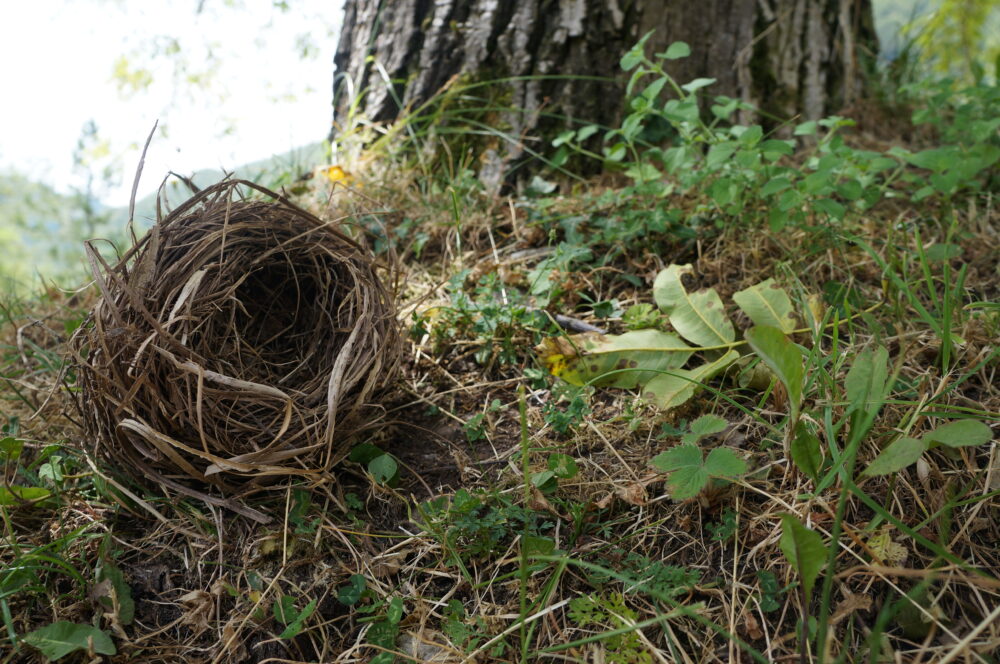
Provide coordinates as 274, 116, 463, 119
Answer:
330, 0, 877, 176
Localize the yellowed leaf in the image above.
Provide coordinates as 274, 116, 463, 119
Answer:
867, 525, 907, 565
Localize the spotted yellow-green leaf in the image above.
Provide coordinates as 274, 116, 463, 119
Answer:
642, 350, 739, 410
535, 330, 691, 389
867, 525, 907, 566
733, 279, 797, 333
653, 264, 735, 347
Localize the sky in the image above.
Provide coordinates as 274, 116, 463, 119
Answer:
0, 0, 342, 207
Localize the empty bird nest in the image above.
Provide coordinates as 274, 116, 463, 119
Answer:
72, 180, 400, 519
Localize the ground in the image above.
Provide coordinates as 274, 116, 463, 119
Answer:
1, 84, 999, 663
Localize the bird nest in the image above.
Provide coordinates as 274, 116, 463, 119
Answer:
73, 180, 400, 517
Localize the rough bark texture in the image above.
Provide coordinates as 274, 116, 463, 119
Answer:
331, 0, 877, 172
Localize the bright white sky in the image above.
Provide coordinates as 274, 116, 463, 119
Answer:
0, 0, 342, 206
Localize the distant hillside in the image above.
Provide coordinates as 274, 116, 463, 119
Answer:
0, 171, 93, 292
0, 142, 328, 294
121, 141, 328, 229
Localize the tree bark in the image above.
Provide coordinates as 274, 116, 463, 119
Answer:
331, 0, 877, 174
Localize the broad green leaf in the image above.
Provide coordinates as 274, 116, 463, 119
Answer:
790, 421, 823, 482
531, 470, 557, 491
337, 575, 366, 606
349, 443, 384, 465
778, 515, 827, 597
95, 563, 135, 626
22, 622, 116, 660
523, 535, 556, 557
620, 48, 643, 71
682, 414, 728, 443
659, 41, 691, 60
279, 599, 316, 639
0, 437, 23, 460
745, 326, 803, 421
703, 447, 747, 477
386, 596, 404, 624
844, 347, 889, 417
922, 420, 992, 448
681, 77, 716, 93
706, 143, 737, 168
0, 486, 52, 506
642, 350, 739, 410
548, 453, 578, 479
761, 176, 792, 197
274, 595, 297, 625
794, 121, 818, 136
924, 243, 962, 262
368, 454, 399, 486
653, 264, 735, 347
733, 279, 797, 333
536, 330, 691, 389
862, 437, 927, 477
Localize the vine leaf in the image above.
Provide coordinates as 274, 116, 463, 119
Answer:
733, 279, 797, 333
653, 264, 735, 347
642, 350, 739, 410
535, 330, 691, 389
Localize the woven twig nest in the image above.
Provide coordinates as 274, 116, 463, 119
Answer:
73, 180, 399, 514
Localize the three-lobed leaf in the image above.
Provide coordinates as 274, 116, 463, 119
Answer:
651, 443, 746, 500
682, 414, 728, 444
